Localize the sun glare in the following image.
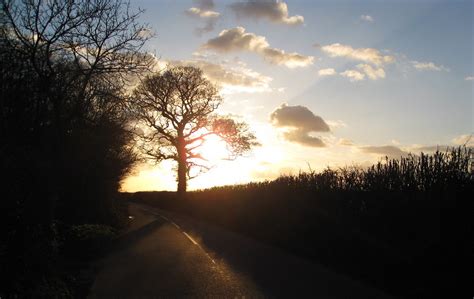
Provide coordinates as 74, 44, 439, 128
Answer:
197, 135, 230, 164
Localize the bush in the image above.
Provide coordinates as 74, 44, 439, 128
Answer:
64, 224, 118, 260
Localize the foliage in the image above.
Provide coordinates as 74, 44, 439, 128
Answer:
0, 0, 151, 297
65, 224, 118, 259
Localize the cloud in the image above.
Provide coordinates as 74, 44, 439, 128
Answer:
411, 61, 449, 71
321, 64, 384, 82
326, 119, 347, 130
360, 15, 374, 22
338, 138, 354, 146
270, 103, 330, 132
318, 68, 336, 76
137, 28, 154, 38
413, 145, 450, 152
187, 7, 219, 18
270, 103, 329, 147
360, 137, 473, 158
283, 130, 325, 147
167, 59, 272, 94
340, 69, 365, 81
203, 27, 268, 52
320, 43, 451, 80
360, 145, 408, 158
321, 43, 394, 66
260, 47, 314, 68
452, 134, 473, 146
186, 0, 220, 35
356, 63, 385, 80
194, 0, 214, 11
229, 0, 304, 25
202, 27, 314, 68
464, 76, 474, 81
325, 64, 385, 82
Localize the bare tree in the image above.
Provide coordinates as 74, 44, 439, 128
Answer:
0, 0, 154, 232
0, 0, 154, 128
129, 66, 259, 194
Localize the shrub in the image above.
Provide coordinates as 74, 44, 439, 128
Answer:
65, 224, 118, 259
132, 147, 472, 296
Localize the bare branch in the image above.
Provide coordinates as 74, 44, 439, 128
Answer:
128, 66, 257, 192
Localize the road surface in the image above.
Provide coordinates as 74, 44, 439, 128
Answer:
89, 202, 393, 298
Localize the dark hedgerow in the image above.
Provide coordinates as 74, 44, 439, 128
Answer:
132, 146, 472, 297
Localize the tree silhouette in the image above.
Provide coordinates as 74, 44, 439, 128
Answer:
129, 66, 259, 193
0, 0, 153, 219
1, 1, 153, 295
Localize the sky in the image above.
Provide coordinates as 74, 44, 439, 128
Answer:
121, 0, 473, 192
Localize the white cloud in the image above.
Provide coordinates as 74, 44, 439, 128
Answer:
202, 27, 314, 68
464, 76, 474, 81
203, 27, 269, 52
357, 63, 385, 80
340, 69, 365, 82
318, 68, 336, 76
360, 15, 374, 22
321, 43, 395, 66
229, 0, 304, 25
326, 120, 347, 130
187, 7, 219, 18
411, 61, 449, 72
137, 28, 154, 38
261, 47, 314, 68
166, 59, 272, 94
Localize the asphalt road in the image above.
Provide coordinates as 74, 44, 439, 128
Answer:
89, 202, 393, 298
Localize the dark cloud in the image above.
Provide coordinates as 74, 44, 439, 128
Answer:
186, 0, 220, 35
229, 0, 304, 25
270, 103, 330, 132
270, 103, 329, 147
283, 130, 325, 147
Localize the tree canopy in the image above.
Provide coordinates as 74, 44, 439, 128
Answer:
129, 66, 259, 193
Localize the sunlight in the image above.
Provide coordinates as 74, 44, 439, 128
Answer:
196, 134, 231, 164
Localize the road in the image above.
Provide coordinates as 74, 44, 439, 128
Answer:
89, 202, 393, 298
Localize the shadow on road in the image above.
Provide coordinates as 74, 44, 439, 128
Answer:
114, 218, 166, 251
151, 206, 393, 298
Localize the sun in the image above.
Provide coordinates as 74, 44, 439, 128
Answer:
197, 134, 230, 164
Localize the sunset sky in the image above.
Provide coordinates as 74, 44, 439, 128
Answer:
121, 0, 473, 192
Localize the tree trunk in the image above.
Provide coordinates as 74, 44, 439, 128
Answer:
177, 136, 187, 195
177, 157, 187, 194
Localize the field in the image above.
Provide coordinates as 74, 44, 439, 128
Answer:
129, 147, 472, 297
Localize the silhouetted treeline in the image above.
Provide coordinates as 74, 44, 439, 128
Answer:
131, 147, 472, 297
0, 0, 152, 297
